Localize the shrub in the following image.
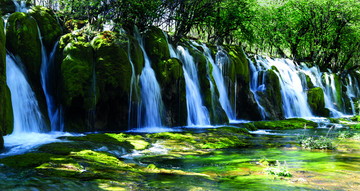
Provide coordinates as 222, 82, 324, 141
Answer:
265, 160, 292, 177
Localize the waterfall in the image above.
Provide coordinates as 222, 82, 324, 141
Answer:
174, 46, 210, 126
201, 44, 236, 121
344, 74, 360, 115
300, 64, 343, 117
248, 58, 267, 119
38, 27, 63, 131
12, 0, 27, 12
127, 38, 141, 129
136, 33, 164, 128
6, 54, 46, 134
251, 56, 313, 118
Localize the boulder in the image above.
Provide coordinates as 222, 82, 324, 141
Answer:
59, 39, 95, 132
257, 69, 284, 120
227, 46, 262, 121
6, 12, 49, 124
307, 87, 330, 117
29, 6, 62, 51
159, 58, 187, 126
144, 26, 170, 75
92, 31, 133, 130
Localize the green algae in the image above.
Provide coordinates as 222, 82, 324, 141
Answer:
251, 118, 318, 130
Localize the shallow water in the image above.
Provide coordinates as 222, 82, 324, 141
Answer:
0, 126, 359, 190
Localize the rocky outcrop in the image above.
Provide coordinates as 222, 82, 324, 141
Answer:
29, 6, 62, 51
257, 69, 284, 120
92, 31, 133, 130
0, 18, 14, 148
191, 47, 228, 125
59, 36, 95, 132
6, 12, 49, 126
307, 87, 330, 117
144, 28, 187, 126
227, 46, 262, 121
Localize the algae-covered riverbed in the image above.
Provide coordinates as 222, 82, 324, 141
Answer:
0, 120, 360, 190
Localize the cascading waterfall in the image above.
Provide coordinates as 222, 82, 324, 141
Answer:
12, 0, 27, 12
6, 54, 47, 134
300, 64, 343, 117
251, 56, 313, 118
248, 58, 267, 119
201, 44, 236, 121
345, 74, 360, 114
173, 45, 210, 126
136, 33, 164, 128
40, 40, 63, 131
127, 38, 141, 129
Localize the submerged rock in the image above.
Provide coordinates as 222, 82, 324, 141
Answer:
251, 118, 318, 130
307, 87, 330, 117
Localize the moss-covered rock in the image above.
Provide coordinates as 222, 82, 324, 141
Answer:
5, 12, 49, 126
144, 26, 170, 75
227, 46, 262, 121
333, 74, 343, 110
191, 48, 228, 124
127, 34, 144, 76
59, 40, 95, 132
64, 19, 87, 33
307, 87, 330, 117
0, 18, 14, 145
159, 58, 187, 126
6, 12, 42, 85
257, 69, 284, 120
91, 31, 133, 131
252, 118, 318, 130
29, 6, 62, 51
0, 0, 15, 15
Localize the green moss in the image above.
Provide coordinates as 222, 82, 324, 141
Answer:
64, 19, 87, 33
307, 87, 329, 117
252, 118, 318, 130
67, 133, 149, 151
92, 31, 132, 95
29, 6, 62, 50
306, 75, 315, 89
228, 46, 249, 84
0, 19, 14, 137
257, 69, 284, 120
6, 12, 42, 89
148, 127, 248, 150
0, 153, 57, 168
144, 26, 170, 75
127, 34, 144, 76
333, 74, 343, 110
60, 41, 94, 109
